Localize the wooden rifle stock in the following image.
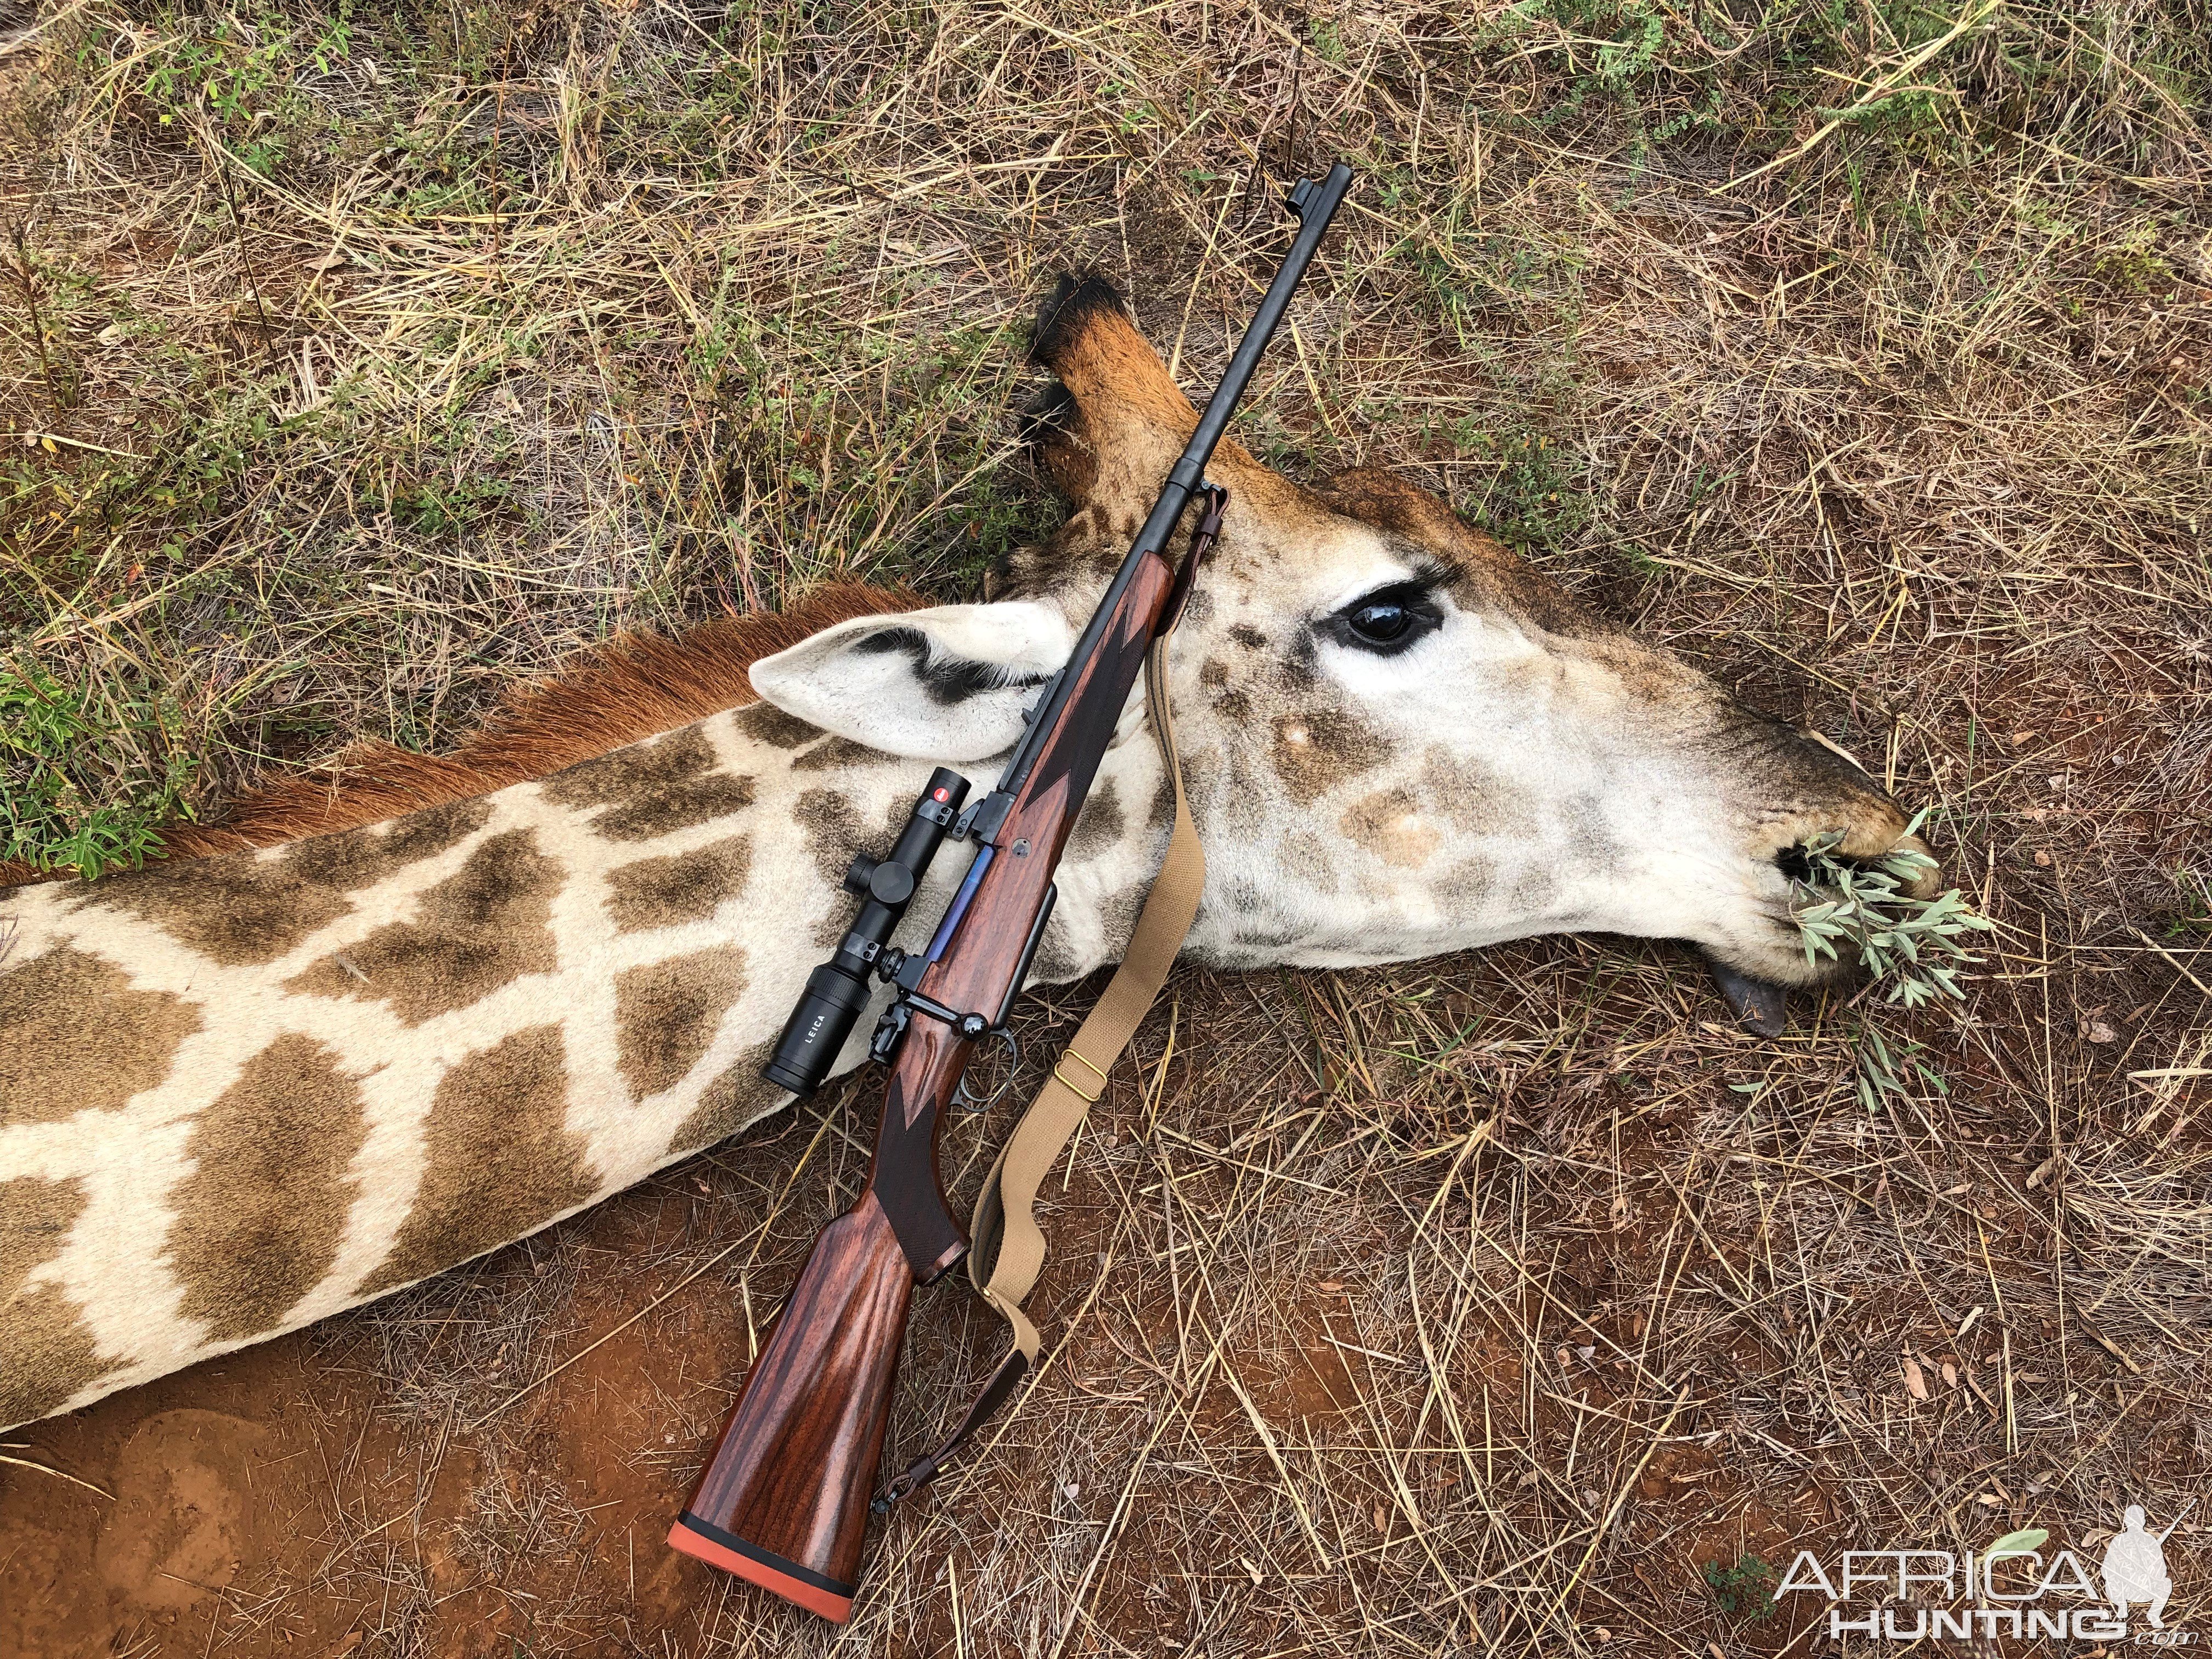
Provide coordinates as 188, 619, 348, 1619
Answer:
670, 1017, 973, 1621
668, 1194, 910, 1621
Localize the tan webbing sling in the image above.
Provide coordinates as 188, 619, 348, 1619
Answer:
877, 629, 1205, 1506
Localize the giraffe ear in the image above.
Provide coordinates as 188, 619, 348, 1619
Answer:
748, 601, 1073, 760
1025, 274, 1194, 517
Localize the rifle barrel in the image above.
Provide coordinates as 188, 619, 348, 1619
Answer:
1168, 161, 1356, 508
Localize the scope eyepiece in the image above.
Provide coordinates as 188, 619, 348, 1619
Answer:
761, 767, 970, 1096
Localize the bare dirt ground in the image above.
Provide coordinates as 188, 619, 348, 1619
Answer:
4, 0, 2210, 1654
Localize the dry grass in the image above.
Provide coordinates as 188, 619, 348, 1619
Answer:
4, 0, 2211, 1653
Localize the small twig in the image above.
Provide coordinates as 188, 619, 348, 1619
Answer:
5, 219, 64, 411
488, 18, 518, 290
194, 126, 276, 360
2131, 926, 2212, 998
4, 431, 146, 459
0, 1447, 114, 1499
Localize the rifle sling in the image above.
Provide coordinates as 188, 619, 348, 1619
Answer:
878, 620, 1205, 1507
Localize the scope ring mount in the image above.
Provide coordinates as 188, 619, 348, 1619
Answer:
864, 879, 1058, 1071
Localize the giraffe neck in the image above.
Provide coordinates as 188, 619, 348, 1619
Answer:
0, 697, 1168, 1430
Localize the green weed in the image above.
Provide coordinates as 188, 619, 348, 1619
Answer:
390, 477, 515, 538
0, 665, 198, 878
1790, 812, 1993, 1009
1463, 431, 1590, 553
137, 16, 320, 176
2166, 867, 2210, 937
1851, 1023, 1951, 1114
1703, 1552, 1779, 1622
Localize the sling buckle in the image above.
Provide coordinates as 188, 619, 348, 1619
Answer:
1052, 1048, 1110, 1104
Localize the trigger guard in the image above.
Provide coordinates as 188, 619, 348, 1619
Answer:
953, 1028, 1022, 1112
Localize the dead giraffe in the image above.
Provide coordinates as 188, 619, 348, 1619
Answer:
0, 276, 1934, 1431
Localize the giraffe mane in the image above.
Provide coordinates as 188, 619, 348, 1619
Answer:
1, 583, 923, 887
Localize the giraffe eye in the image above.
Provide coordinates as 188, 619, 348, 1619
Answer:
1322, 582, 1443, 657
1350, 601, 1410, 642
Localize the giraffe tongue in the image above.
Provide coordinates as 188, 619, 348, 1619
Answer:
1703, 956, 1789, 1036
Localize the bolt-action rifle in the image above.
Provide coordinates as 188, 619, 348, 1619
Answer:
668, 162, 1355, 1623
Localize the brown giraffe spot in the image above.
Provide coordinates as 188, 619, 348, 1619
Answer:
1340, 788, 1442, 870
1146, 771, 1175, 831
794, 788, 870, 884
668, 1042, 780, 1154
0, 947, 202, 1127
0, 1176, 114, 1426
795, 789, 912, 882
360, 1025, 598, 1296
1028, 917, 1081, 983
1421, 745, 1539, 837
164, 1036, 370, 1342
790, 735, 883, 774
285, 830, 562, 1024
540, 725, 755, 841
614, 946, 749, 1099
730, 702, 822, 749
1433, 852, 1507, 913
1276, 827, 1344, 894
603, 835, 752, 935
793, 789, 906, 945
1276, 636, 1320, 693
1064, 782, 1125, 863
1506, 860, 1562, 913
1270, 707, 1393, 804
77, 798, 492, 966
1096, 881, 1146, 960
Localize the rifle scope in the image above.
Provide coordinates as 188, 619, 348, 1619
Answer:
761, 767, 970, 1096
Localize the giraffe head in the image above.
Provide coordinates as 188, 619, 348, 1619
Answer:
750, 276, 1937, 1012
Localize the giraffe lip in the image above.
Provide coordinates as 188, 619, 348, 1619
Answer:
1702, 953, 1790, 1036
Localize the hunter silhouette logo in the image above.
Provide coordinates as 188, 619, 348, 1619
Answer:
2106, 1505, 2183, 1632
1773, 1508, 2192, 1643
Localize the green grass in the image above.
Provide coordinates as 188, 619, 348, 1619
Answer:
0, 663, 198, 877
